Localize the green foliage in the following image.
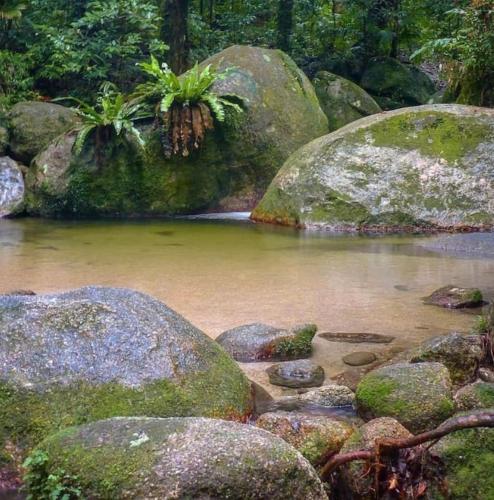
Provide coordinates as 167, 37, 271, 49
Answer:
412, 0, 494, 106
0, 49, 35, 111
23, 450, 82, 500
0, 0, 26, 20
136, 57, 243, 121
58, 83, 150, 155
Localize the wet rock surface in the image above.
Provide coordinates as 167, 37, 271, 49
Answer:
355, 362, 454, 433
256, 411, 355, 464
0, 157, 24, 217
217, 323, 317, 362
267, 360, 325, 388
0, 286, 252, 459
26, 417, 329, 499
343, 351, 377, 366
423, 285, 484, 309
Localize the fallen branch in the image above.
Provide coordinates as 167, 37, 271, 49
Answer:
320, 410, 494, 481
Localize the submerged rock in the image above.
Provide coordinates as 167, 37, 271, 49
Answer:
313, 71, 382, 131
252, 105, 494, 231
423, 285, 484, 309
26, 45, 328, 217
267, 360, 325, 388
360, 57, 435, 108
454, 382, 494, 411
342, 352, 377, 366
430, 412, 494, 499
0, 287, 252, 462
216, 323, 317, 362
7, 101, 78, 164
408, 332, 483, 385
319, 331, 395, 344
338, 417, 412, 499
256, 411, 354, 464
25, 417, 328, 499
355, 362, 454, 433
0, 157, 24, 217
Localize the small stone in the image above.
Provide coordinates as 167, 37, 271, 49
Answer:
454, 381, 494, 411
319, 332, 395, 344
423, 285, 484, 309
2, 289, 36, 296
343, 352, 377, 366
267, 360, 325, 388
256, 411, 355, 464
298, 385, 355, 407
479, 367, 494, 383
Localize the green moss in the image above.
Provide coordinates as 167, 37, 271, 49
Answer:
355, 376, 402, 416
435, 427, 494, 499
251, 186, 300, 226
274, 324, 317, 359
299, 431, 331, 464
351, 111, 492, 163
0, 351, 252, 463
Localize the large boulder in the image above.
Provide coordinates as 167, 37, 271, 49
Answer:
252, 105, 494, 231
256, 411, 354, 464
355, 362, 454, 433
216, 323, 317, 362
26, 45, 328, 217
338, 417, 412, 499
25, 417, 328, 499
7, 101, 78, 164
408, 332, 483, 386
360, 57, 436, 109
0, 156, 24, 217
0, 287, 252, 463
430, 412, 494, 499
313, 71, 382, 131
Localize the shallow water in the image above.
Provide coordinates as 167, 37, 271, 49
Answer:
1, 217, 493, 394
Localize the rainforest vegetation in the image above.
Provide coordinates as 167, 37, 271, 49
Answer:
1, 0, 493, 113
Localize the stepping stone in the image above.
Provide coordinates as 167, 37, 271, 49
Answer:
319, 332, 395, 344
267, 360, 325, 388
423, 285, 484, 309
343, 352, 377, 366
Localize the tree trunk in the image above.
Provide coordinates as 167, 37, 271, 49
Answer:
276, 0, 294, 53
161, 0, 190, 74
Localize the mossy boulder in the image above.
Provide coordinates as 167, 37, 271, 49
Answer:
256, 411, 354, 464
216, 323, 317, 362
338, 417, 412, 499
408, 333, 483, 386
0, 126, 8, 155
25, 417, 328, 499
355, 362, 454, 433
360, 57, 435, 109
7, 101, 78, 164
430, 411, 494, 499
0, 287, 252, 465
454, 382, 494, 411
313, 71, 382, 131
252, 105, 494, 231
423, 285, 484, 309
0, 156, 24, 217
26, 45, 328, 217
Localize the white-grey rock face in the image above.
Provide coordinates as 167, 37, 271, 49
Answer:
252, 105, 494, 232
0, 156, 24, 217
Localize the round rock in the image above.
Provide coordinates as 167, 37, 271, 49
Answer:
256, 411, 354, 464
216, 323, 317, 362
343, 351, 377, 366
25, 417, 329, 499
267, 360, 325, 388
0, 286, 252, 460
423, 285, 484, 309
355, 362, 454, 433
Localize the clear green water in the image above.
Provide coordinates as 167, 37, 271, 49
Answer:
1, 217, 493, 390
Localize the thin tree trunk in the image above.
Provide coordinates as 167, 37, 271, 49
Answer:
276, 0, 294, 53
161, 0, 190, 74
